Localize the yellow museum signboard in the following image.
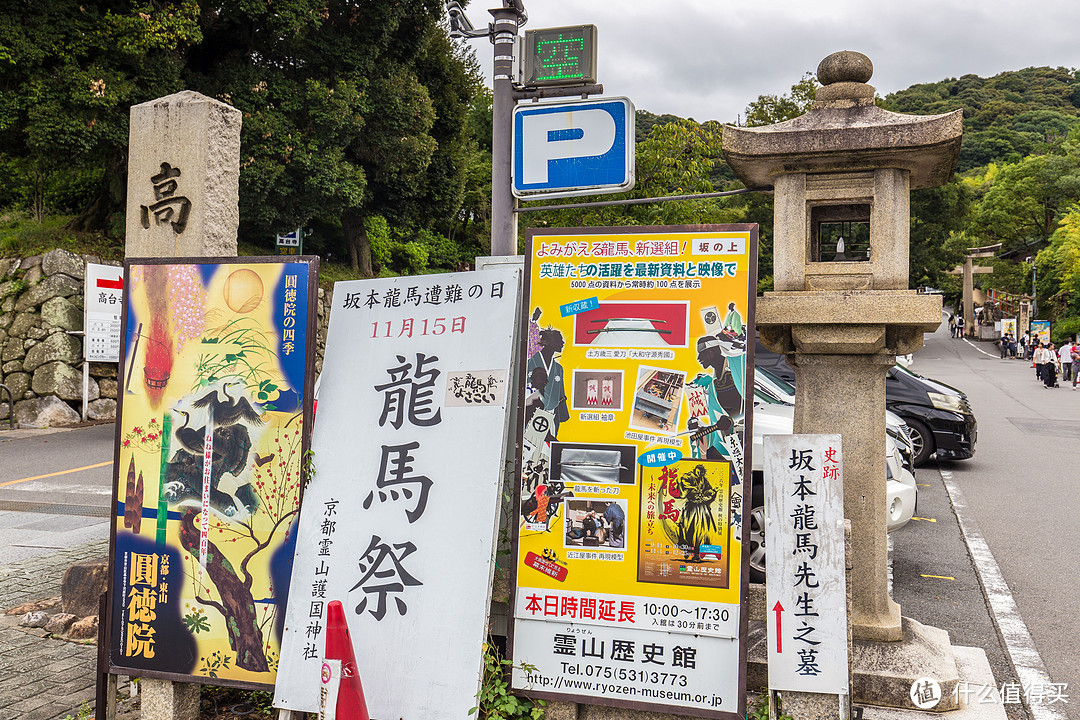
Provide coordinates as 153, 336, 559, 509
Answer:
511, 226, 757, 719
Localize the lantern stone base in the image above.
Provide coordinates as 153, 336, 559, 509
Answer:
747, 618, 995, 714
852, 617, 960, 711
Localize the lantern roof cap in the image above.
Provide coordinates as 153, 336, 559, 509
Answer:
722, 51, 963, 190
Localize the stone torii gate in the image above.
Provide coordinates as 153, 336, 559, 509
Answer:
946, 244, 998, 337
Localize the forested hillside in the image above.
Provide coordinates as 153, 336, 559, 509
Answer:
879, 67, 1080, 338
882, 67, 1080, 171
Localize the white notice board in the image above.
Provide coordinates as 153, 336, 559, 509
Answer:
274, 267, 521, 717
84, 263, 124, 362
763, 434, 848, 694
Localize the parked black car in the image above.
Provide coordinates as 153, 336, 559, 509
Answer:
755, 339, 976, 466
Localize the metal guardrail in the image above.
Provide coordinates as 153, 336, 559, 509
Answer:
0, 383, 12, 431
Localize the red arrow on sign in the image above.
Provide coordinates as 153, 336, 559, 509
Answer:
772, 601, 784, 653
97, 277, 123, 289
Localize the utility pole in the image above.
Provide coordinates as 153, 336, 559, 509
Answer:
1030, 257, 1038, 318
489, 4, 523, 256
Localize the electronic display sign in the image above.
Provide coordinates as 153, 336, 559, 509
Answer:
523, 25, 598, 87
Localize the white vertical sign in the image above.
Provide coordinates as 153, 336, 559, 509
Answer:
274, 268, 521, 718
763, 434, 848, 693
84, 263, 124, 362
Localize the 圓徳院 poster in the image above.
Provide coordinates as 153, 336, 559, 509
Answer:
273, 268, 521, 718
511, 226, 756, 718
107, 257, 317, 688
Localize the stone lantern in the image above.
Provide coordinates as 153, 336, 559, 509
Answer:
723, 52, 960, 646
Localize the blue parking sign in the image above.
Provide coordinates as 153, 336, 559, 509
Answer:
512, 97, 635, 200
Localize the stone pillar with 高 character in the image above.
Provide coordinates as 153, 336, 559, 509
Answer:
125, 90, 241, 259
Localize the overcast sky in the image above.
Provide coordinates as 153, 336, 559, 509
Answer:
467, 0, 1080, 123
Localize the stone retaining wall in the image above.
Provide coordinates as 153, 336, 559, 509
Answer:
0, 251, 333, 428
0, 251, 117, 427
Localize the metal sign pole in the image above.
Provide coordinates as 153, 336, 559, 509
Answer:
489, 5, 520, 257
82, 360, 89, 422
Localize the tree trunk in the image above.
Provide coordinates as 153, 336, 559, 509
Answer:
343, 210, 373, 277
179, 509, 269, 672
66, 191, 111, 232
66, 158, 120, 232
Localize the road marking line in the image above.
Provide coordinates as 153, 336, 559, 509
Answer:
920, 574, 955, 580
912, 516, 937, 522
964, 338, 1000, 359
942, 469, 1067, 720
0, 461, 111, 488
916, 483, 930, 487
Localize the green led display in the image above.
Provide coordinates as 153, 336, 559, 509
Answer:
536, 33, 585, 80
523, 25, 597, 87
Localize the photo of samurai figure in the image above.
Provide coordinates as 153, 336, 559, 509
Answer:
686, 332, 746, 465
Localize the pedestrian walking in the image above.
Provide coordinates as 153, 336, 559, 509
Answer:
949, 314, 957, 338
1034, 342, 1049, 382
1046, 343, 1060, 387
1072, 342, 1080, 389
955, 314, 965, 339
1060, 339, 1074, 383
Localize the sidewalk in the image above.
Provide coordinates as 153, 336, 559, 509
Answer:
0, 538, 109, 720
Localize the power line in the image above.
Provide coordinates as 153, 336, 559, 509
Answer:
515, 187, 772, 213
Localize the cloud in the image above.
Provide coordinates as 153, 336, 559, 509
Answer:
470, 0, 1080, 123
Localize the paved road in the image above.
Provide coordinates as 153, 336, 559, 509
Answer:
0, 423, 114, 567
895, 317, 1075, 718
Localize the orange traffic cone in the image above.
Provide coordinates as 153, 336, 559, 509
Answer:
325, 600, 370, 720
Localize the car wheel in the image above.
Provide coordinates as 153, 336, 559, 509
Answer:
906, 418, 935, 467
748, 474, 765, 584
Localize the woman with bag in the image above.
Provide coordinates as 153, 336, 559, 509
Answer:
1034, 342, 1050, 383
1047, 342, 1060, 387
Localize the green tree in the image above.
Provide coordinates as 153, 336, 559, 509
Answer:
968, 153, 1080, 254
1, 2, 481, 275
1034, 206, 1080, 329
522, 118, 742, 232
909, 180, 973, 288
449, 86, 494, 257
189, 1, 481, 275
0, 1, 200, 228
741, 73, 818, 127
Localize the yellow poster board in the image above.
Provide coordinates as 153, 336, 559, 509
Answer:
511, 226, 756, 718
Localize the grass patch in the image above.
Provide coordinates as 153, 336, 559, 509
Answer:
1, 211, 392, 292
0, 211, 124, 261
